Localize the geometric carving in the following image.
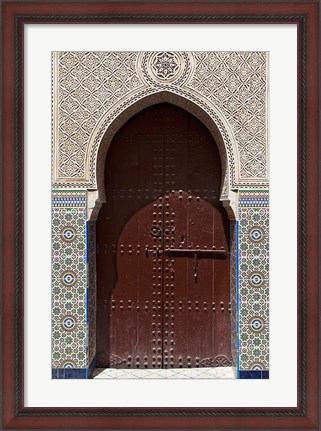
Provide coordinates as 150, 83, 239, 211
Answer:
199, 355, 232, 367
53, 51, 268, 188
151, 52, 180, 80
110, 354, 126, 367
214, 355, 233, 367
54, 52, 143, 180
141, 51, 193, 86
187, 52, 268, 180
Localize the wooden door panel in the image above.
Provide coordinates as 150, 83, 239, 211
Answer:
109, 202, 159, 368
97, 103, 231, 369
96, 108, 165, 368
163, 107, 231, 367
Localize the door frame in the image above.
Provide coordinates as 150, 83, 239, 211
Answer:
90, 92, 239, 373
95, 101, 234, 369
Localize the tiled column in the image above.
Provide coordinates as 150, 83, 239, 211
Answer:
230, 221, 238, 368
87, 220, 97, 371
237, 190, 269, 379
51, 190, 95, 378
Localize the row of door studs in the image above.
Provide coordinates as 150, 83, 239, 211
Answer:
110, 301, 231, 312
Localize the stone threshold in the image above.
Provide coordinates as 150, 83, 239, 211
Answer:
93, 367, 236, 379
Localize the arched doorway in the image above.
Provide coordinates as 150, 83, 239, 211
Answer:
96, 103, 231, 369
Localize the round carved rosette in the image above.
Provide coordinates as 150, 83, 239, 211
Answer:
139, 51, 194, 86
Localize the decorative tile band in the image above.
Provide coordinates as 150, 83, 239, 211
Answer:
52, 196, 86, 207
239, 190, 269, 208
239, 197, 269, 207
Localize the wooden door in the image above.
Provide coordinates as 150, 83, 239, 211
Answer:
96, 103, 231, 369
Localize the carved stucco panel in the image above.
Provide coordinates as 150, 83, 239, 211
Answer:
187, 52, 268, 180
53, 51, 144, 180
52, 51, 268, 190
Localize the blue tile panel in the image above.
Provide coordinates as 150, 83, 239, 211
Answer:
87, 221, 97, 367
237, 190, 269, 377
86, 220, 89, 263
52, 355, 96, 380
236, 220, 240, 378
52, 368, 88, 379
51, 191, 89, 371
239, 370, 269, 379
230, 221, 237, 368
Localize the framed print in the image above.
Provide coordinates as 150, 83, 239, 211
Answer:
1, 1, 319, 429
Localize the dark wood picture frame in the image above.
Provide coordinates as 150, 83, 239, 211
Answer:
1, 1, 319, 429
